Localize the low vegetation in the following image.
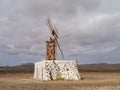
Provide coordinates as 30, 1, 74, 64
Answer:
0, 72, 120, 90
0, 63, 120, 90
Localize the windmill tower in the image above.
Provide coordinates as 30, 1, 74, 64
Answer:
34, 18, 81, 80
46, 19, 64, 60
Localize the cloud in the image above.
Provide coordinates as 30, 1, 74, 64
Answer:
0, 0, 120, 65
0, 14, 47, 56
17, 0, 100, 17
57, 13, 120, 63
76, 13, 120, 45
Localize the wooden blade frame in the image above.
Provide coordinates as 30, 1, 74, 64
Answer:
47, 19, 58, 39
46, 18, 64, 59
55, 39, 64, 59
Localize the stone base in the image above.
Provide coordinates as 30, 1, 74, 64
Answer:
34, 60, 81, 80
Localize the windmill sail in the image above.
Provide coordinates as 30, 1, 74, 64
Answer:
47, 19, 58, 39
55, 39, 64, 59
46, 18, 64, 60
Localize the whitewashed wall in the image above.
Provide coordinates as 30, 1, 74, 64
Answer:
34, 60, 81, 80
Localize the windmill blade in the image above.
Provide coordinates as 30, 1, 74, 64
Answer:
54, 26, 59, 39
52, 29, 58, 39
47, 18, 54, 34
55, 39, 64, 59
54, 26, 59, 35
47, 18, 59, 39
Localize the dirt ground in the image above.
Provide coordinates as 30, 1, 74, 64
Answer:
0, 72, 120, 90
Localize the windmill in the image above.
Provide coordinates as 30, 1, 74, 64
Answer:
46, 18, 64, 60
34, 19, 81, 81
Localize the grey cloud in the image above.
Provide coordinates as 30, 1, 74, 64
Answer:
67, 13, 120, 44
0, 0, 120, 65
17, 0, 100, 17
0, 14, 47, 56
57, 13, 120, 61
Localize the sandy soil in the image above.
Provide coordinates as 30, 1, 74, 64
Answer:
0, 72, 120, 90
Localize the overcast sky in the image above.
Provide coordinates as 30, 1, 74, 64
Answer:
0, 0, 120, 66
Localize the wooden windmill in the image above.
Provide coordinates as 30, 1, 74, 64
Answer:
46, 18, 64, 60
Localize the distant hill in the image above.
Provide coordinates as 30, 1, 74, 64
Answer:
0, 63, 120, 73
78, 63, 120, 72
0, 63, 34, 73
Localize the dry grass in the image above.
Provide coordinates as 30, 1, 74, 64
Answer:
0, 72, 120, 90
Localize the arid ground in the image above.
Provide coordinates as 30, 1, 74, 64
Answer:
0, 72, 120, 90
0, 64, 120, 90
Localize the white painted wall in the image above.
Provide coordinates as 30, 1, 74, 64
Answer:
34, 60, 81, 80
